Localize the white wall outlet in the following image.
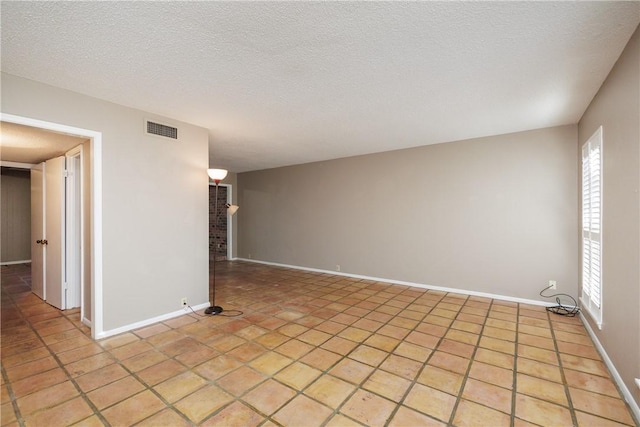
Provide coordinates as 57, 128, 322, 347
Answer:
181, 297, 187, 307
248, 253, 252, 259
635, 378, 640, 390
336, 264, 341, 272
549, 280, 557, 290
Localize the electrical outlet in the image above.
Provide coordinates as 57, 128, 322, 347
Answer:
248, 253, 252, 259
336, 264, 341, 272
635, 378, 640, 390
181, 297, 187, 307
548, 280, 557, 290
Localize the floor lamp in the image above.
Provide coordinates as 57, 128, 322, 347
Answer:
205, 168, 239, 315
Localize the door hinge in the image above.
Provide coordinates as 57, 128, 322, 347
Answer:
63, 170, 70, 178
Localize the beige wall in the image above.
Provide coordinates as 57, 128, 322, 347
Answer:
578, 25, 639, 407
1, 73, 210, 334
238, 125, 578, 302
1, 168, 31, 263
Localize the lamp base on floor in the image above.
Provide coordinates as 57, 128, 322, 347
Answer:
204, 305, 223, 315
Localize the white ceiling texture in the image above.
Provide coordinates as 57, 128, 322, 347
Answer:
1, 1, 639, 172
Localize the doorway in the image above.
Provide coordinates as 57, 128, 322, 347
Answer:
209, 183, 233, 261
0, 113, 103, 339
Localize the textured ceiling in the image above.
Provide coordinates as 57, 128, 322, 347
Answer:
1, 2, 638, 172
0, 121, 87, 165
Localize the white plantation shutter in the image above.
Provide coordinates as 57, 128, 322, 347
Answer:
581, 127, 602, 327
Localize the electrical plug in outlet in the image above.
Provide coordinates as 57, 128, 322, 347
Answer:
548, 280, 557, 290
336, 264, 341, 272
181, 297, 187, 307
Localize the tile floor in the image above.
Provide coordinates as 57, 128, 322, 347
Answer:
1, 261, 637, 426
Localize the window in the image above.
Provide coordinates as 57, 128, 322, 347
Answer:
581, 127, 603, 327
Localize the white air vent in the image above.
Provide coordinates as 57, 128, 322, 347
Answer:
145, 120, 178, 139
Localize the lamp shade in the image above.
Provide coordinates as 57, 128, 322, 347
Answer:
227, 204, 239, 216
208, 168, 228, 181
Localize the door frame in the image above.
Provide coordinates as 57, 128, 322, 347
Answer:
65, 145, 83, 313
0, 113, 104, 339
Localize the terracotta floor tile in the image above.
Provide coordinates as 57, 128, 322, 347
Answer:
154, 371, 208, 403
560, 353, 609, 377
108, 340, 154, 361
119, 349, 167, 372
16, 381, 79, 416
452, 399, 511, 427
515, 393, 573, 426
349, 345, 388, 367
101, 390, 166, 426
428, 351, 471, 376
574, 410, 636, 427
98, 333, 139, 350
207, 334, 246, 352
563, 369, 620, 398
325, 413, 364, 427
300, 347, 342, 370
557, 341, 601, 360
404, 383, 457, 423
242, 379, 297, 416
133, 323, 171, 339
517, 358, 562, 383
379, 354, 423, 380
517, 373, 568, 406
216, 366, 266, 396
4, 356, 58, 382
338, 326, 372, 343
23, 396, 93, 427
518, 331, 552, 347
136, 408, 192, 427
569, 387, 635, 425
56, 343, 104, 365
340, 389, 397, 426
403, 331, 440, 349
273, 394, 333, 426
468, 361, 514, 389
363, 333, 401, 352
227, 341, 267, 362
417, 365, 464, 395
274, 361, 322, 389
248, 352, 293, 375
200, 401, 265, 427
473, 347, 514, 369
275, 339, 314, 359
2, 263, 635, 427
389, 405, 447, 427
304, 375, 356, 408
463, 377, 512, 414
1, 402, 17, 425
518, 343, 559, 365
174, 385, 233, 424
278, 323, 309, 338
86, 376, 146, 409
362, 369, 411, 402
479, 336, 516, 354
329, 358, 375, 384
174, 345, 218, 367
194, 354, 242, 380
482, 326, 516, 341
393, 341, 432, 362
11, 368, 69, 397
322, 336, 358, 355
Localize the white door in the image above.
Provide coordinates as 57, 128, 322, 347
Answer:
30, 163, 45, 300
44, 156, 65, 309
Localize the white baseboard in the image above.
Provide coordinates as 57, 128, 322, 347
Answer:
235, 258, 555, 308
95, 302, 210, 340
1, 260, 31, 266
82, 317, 92, 328
580, 313, 640, 424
